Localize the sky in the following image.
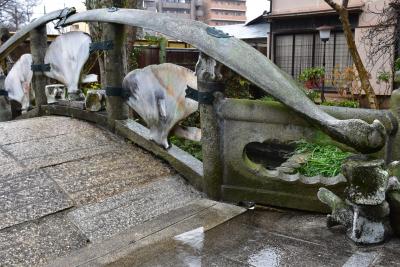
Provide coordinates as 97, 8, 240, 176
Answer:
33, 0, 270, 22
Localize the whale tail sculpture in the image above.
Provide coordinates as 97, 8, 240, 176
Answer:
4, 53, 33, 111
44, 31, 91, 95
0, 8, 389, 153
122, 63, 199, 149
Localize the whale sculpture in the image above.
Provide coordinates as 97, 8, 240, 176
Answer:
44, 31, 91, 95
122, 63, 198, 148
4, 53, 33, 111
0, 8, 388, 153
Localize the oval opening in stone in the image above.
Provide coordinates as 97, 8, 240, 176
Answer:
244, 141, 295, 170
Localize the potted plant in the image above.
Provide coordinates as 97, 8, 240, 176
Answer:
299, 67, 325, 102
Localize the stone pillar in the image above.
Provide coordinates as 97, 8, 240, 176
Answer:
196, 53, 224, 200
0, 75, 11, 121
103, 13, 128, 130
30, 25, 48, 108
390, 89, 400, 161
159, 38, 167, 64
388, 89, 400, 236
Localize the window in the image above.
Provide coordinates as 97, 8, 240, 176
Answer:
274, 32, 353, 87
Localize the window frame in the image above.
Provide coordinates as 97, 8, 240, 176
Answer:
273, 30, 353, 91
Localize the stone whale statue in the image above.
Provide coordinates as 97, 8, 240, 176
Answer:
4, 53, 33, 111
0, 8, 387, 153
122, 63, 199, 148
44, 31, 91, 95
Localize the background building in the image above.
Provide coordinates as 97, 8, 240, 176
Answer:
267, 0, 393, 104
202, 0, 247, 26
143, 0, 247, 26
143, 0, 203, 20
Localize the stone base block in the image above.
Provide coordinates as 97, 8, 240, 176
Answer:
388, 191, 400, 237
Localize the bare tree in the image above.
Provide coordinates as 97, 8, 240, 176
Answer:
85, 0, 142, 85
324, 0, 379, 109
360, 1, 400, 71
0, 0, 40, 30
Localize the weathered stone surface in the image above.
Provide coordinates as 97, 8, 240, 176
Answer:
58, 99, 86, 109
0, 116, 99, 145
0, 212, 88, 266
85, 89, 106, 112
0, 170, 73, 230
0, 116, 209, 266
97, 208, 400, 267
388, 191, 400, 237
68, 175, 202, 242
44, 149, 174, 206
0, 116, 126, 170
0, 148, 24, 176
48, 200, 245, 267
115, 119, 204, 191
0, 95, 11, 122
42, 105, 108, 127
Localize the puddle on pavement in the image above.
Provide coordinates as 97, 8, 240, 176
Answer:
247, 246, 281, 267
174, 227, 205, 267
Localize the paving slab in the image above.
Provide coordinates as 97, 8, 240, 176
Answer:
0, 116, 98, 145
47, 200, 246, 267
0, 170, 73, 230
43, 149, 174, 206
0, 116, 209, 266
0, 149, 24, 176
97, 207, 400, 267
68, 175, 202, 242
0, 212, 88, 267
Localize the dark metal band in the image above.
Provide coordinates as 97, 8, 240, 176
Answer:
31, 64, 51, 72
185, 83, 224, 105
105, 86, 125, 97
0, 89, 8, 97
206, 27, 231, 38
54, 7, 77, 29
197, 80, 225, 92
90, 41, 114, 54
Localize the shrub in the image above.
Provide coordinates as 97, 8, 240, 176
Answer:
321, 100, 359, 108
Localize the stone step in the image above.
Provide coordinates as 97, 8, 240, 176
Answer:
67, 175, 203, 243
46, 199, 245, 267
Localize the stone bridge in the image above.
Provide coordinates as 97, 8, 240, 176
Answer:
1, 5, 400, 265
0, 115, 243, 266
2, 115, 400, 267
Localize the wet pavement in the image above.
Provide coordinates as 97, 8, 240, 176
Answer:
106, 206, 400, 267
0, 116, 215, 266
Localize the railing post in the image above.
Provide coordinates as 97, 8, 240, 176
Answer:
103, 4, 128, 130
0, 75, 11, 121
390, 89, 400, 161
196, 53, 224, 200
159, 38, 167, 64
30, 25, 48, 108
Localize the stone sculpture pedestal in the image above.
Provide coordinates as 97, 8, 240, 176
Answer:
318, 156, 398, 244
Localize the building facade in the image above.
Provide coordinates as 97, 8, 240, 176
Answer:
267, 0, 393, 99
202, 0, 247, 26
143, 0, 203, 20
143, 0, 247, 26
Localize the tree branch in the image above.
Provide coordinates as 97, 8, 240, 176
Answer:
324, 0, 342, 11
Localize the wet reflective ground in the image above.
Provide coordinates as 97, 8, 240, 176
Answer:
108, 206, 400, 267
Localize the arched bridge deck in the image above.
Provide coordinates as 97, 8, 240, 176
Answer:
0, 116, 244, 266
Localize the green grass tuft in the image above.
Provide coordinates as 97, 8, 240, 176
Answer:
170, 136, 202, 161
294, 141, 352, 177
